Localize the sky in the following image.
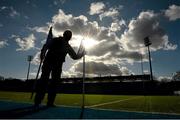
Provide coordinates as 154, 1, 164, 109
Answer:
0, 0, 180, 80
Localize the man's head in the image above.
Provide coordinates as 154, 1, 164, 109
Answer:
63, 30, 72, 41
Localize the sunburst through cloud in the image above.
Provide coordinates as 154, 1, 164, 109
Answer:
0, 0, 179, 81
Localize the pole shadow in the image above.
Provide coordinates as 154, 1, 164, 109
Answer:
0, 105, 48, 118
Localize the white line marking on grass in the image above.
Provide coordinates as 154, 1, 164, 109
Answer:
1, 99, 180, 116
88, 107, 180, 116
56, 104, 81, 108
86, 96, 142, 108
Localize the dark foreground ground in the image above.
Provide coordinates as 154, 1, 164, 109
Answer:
0, 100, 180, 119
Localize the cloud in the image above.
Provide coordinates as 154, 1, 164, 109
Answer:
9, 7, 20, 17
0, 39, 8, 48
121, 67, 132, 75
89, 2, 105, 15
99, 7, 119, 20
88, 2, 125, 37
31, 9, 145, 76
89, 2, 123, 21
0, 6, 20, 18
61, 71, 78, 78
110, 19, 126, 32
24, 15, 29, 19
26, 0, 30, 4
15, 34, 36, 51
120, 11, 177, 52
165, 5, 180, 21
158, 76, 172, 82
67, 61, 132, 77
31, 51, 41, 65
72, 61, 122, 76
33, 9, 125, 60
0, 23, 3, 27
87, 38, 120, 56
28, 26, 49, 33
59, 0, 66, 4
0, 6, 8, 11
52, 9, 91, 35
53, 0, 66, 5
32, 9, 176, 77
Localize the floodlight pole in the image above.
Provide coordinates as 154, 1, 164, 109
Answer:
140, 53, 144, 75
27, 55, 33, 81
144, 37, 153, 81
147, 45, 153, 81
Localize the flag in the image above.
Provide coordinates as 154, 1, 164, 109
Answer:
46, 26, 53, 47
40, 26, 53, 60
77, 39, 85, 56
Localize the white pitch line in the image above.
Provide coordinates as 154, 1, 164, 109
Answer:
86, 96, 142, 108
88, 107, 180, 116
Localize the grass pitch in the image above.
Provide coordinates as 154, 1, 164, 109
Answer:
0, 91, 180, 114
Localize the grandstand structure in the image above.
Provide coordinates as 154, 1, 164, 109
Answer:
1, 74, 180, 95
61, 74, 151, 83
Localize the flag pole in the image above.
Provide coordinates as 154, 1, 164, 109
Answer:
80, 41, 85, 119
82, 53, 85, 106
30, 26, 53, 99
30, 59, 42, 99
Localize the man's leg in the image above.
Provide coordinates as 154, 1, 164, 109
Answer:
47, 63, 62, 106
34, 62, 51, 106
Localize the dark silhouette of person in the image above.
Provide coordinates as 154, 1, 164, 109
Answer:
34, 29, 84, 107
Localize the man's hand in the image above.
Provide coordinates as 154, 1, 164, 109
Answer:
78, 49, 86, 58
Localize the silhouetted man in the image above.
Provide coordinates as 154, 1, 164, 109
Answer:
34, 29, 84, 107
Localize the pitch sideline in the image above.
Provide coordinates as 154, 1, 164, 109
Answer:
86, 96, 142, 108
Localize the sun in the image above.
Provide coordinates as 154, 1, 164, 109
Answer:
82, 37, 98, 49
70, 35, 98, 50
